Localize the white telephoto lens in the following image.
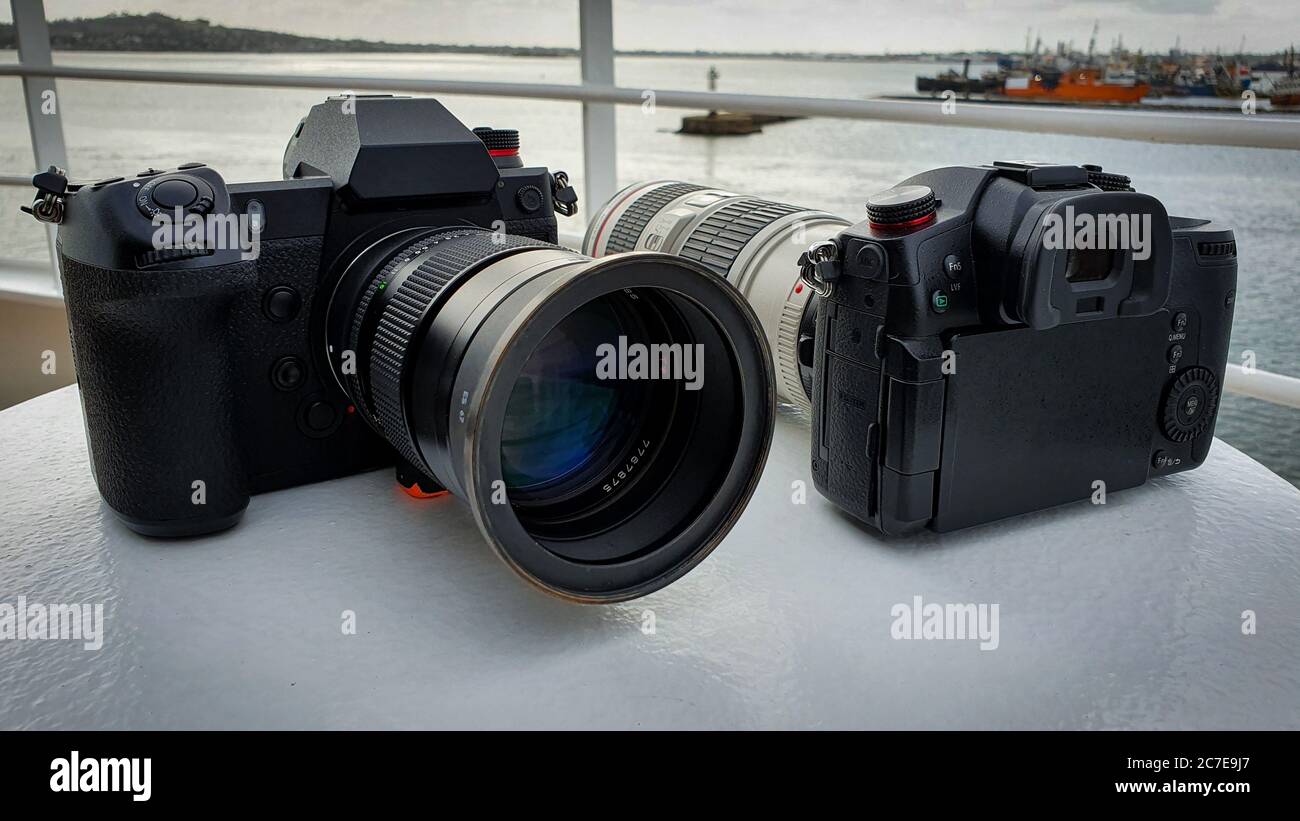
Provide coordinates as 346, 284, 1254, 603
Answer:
584, 181, 849, 409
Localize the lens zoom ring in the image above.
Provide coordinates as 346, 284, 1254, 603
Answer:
347, 231, 447, 420
679, 198, 801, 277
604, 182, 707, 254
368, 230, 555, 472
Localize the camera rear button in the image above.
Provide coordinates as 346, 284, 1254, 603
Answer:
855, 243, 888, 281
943, 254, 963, 279
931, 290, 950, 313
1167, 344, 1184, 364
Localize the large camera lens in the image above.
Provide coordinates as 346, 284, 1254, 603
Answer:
326, 228, 773, 602
584, 181, 850, 409
498, 296, 633, 492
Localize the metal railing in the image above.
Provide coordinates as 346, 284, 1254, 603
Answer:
2, 0, 1299, 410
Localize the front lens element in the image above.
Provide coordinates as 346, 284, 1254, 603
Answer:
500, 296, 634, 492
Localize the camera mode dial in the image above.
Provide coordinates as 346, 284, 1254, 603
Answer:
1160, 366, 1219, 443
1081, 164, 1135, 192
472, 127, 520, 154
135, 173, 216, 219
867, 185, 937, 229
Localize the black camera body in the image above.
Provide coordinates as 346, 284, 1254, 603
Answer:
49, 95, 574, 537
809, 161, 1237, 534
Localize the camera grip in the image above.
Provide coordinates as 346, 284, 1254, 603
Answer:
60, 253, 260, 537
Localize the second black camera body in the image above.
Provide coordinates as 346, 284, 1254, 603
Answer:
806, 161, 1237, 534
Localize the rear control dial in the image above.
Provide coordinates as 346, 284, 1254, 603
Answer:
1161, 366, 1219, 443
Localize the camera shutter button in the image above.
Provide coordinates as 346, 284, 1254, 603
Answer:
151, 179, 198, 209
136, 174, 215, 218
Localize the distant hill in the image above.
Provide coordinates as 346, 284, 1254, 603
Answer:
0, 12, 578, 56
0, 11, 955, 61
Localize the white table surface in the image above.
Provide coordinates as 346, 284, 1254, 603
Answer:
1, 385, 1297, 730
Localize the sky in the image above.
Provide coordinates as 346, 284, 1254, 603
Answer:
6, 0, 1297, 54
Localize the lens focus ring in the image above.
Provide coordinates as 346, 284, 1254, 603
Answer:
364, 230, 557, 473
602, 181, 707, 254
678, 198, 803, 277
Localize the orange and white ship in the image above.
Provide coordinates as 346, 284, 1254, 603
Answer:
1002, 65, 1151, 104
1269, 77, 1300, 107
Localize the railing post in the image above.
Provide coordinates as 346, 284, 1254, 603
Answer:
12, 0, 68, 293
578, 0, 617, 216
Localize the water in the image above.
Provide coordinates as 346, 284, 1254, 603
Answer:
1, 51, 1297, 485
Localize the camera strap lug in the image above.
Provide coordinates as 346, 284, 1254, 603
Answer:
21, 166, 69, 225
798, 239, 840, 298
551, 171, 578, 217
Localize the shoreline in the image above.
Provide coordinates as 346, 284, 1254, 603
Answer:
885, 93, 1300, 116
0, 48, 994, 64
